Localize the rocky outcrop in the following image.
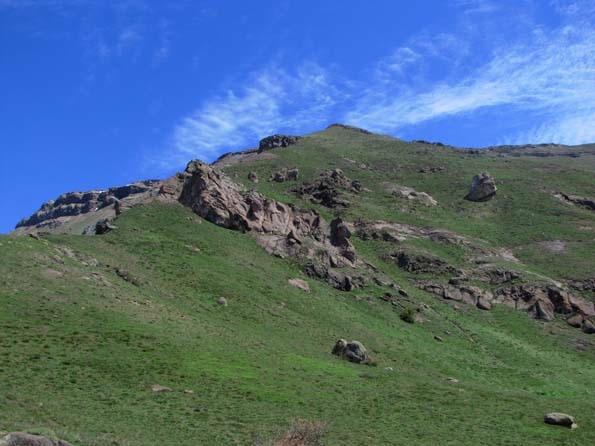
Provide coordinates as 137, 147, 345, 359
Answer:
463, 265, 521, 285
391, 185, 437, 206
418, 282, 493, 310
331, 339, 369, 363
555, 192, 595, 211
14, 180, 161, 235
419, 280, 594, 330
258, 134, 300, 152
174, 160, 358, 288
464, 172, 496, 202
0, 432, 72, 446
270, 167, 299, 182
292, 169, 362, 208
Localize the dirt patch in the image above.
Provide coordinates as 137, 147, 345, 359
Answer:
538, 240, 566, 253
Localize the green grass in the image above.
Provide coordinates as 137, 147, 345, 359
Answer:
1, 127, 594, 445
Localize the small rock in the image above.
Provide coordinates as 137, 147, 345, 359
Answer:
384, 367, 394, 372
566, 314, 584, 328
582, 319, 595, 334
248, 171, 259, 183
476, 296, 492, 311
544, 412, 577, 429
434, 335, 444, 342
445, 377, 459, 383
288, 278, 310, 292
217, 297, 228, 306
151, 384, 172, 393
183, 389, 194, 394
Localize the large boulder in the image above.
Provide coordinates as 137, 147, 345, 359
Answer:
464, 172, 497, 202
0, 432, 72, 446
391, 185, 437, 206
544, 412, 577, 429
331, 339, 369, 364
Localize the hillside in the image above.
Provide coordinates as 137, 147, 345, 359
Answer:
1, 125, 594, 445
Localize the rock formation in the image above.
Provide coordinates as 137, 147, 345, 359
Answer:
258, 134, 300, 152
464, 172, 497, 202
270, 167, 299, 182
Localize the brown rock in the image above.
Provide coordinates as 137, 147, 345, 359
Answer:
151, 384, 172, 392
566, 314, 584, 328
582, 319, 595, 334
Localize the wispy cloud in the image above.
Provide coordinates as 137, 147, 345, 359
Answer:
347, 23, 595, 145
158, 63, 337, 167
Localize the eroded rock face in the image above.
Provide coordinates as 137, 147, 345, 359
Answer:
175, 160, 358, 287
464, 172, 496, 202
14, 180, 161, 235
258, 134, 300, 152
0, 432, 72, 446
292, 169, 362, 208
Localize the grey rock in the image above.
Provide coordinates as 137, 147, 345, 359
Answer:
544, 412, 577, 429
464, 172, 497, 202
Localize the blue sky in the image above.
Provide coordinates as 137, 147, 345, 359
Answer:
1, 0, 594, 233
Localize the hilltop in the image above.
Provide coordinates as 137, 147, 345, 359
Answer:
1, 124, 594, 445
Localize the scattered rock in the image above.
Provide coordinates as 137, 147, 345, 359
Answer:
331, 339, 369, 364
288, 278, 310, 292
292, 169, 361, 208
248, 171, 259, 183
391, 185, 438, 206
464, 172, 497, 202
0, 432, 72, 446
582, 319, 595, 334
418, 166, 446, 173
114, 268, 141, 286
566, 314, 584, 328
419, 281, 493, 308
465, 265, 521, 285
95, 219, 117, 235
217, 296, 228, 306
270, 167, 299, 182
555, 192, 595, 212
151, 384, 172, 393
258, 134, 300, 152
544, 412, 577, 429
385, 250, 455, 274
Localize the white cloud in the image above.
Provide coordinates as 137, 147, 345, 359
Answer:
346, 24, 595, 144
160, 63, 337, 167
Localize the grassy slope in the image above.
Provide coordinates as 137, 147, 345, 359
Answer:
1, 127, 594, 445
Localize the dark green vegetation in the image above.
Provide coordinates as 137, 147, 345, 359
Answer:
1, 126, 594, 445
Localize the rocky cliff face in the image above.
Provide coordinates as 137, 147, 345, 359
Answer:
14, 181, 161, 235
